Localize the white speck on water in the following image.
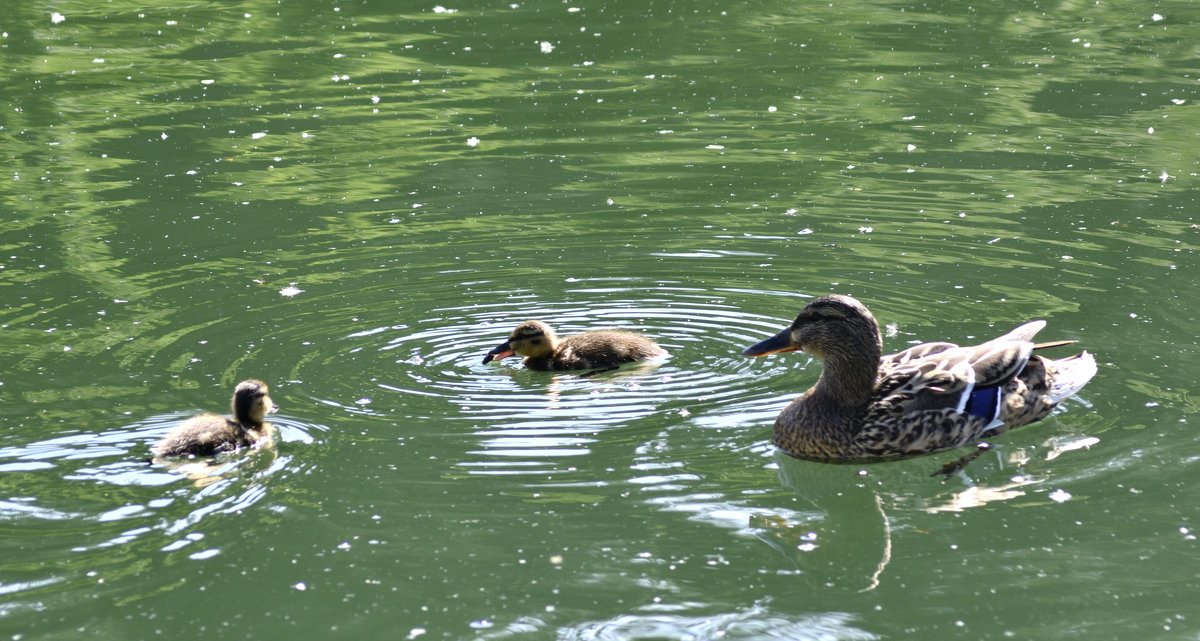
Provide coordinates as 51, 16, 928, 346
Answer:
902, 115, 916, 120
433, 5, 457, 13
406, 629, 427, 640
884, 323, 899, 338
160, 132, 168, 140
293, 582, 307, 591
356, 398, 372, 406
201, 79, 215, 85
466, 136, 480, 147
1152, 13, 1164, 21
1049, 489, 1071, 503
189, 549, 221, 560
1171, 98, 1186, 105
279, 284, 304, 297
1148, 126, 1155, 134
858, 226, 873, 233
51, 12, 66, 24
92, 58, 105, 63
767, 105, 777, 112
705, 144, 725, 150
539, 41, 555, 53
797, 228, 813, 235
251, 132, 267, 139
906, 143, 917, 151
371, 95, 380, 104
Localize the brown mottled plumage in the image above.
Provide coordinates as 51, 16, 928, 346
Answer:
743, 295, 1097, 462
482, 320, 667, 371
151, 380, 278, 458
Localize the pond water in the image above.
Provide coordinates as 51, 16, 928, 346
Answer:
2, 1, 1199, 639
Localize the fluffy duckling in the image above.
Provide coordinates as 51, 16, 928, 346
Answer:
151, 380, 278, 458
743, 295, 1097, 463
483, 320, 667, 372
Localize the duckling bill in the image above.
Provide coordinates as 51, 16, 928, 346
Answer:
483, 319, 666, 371
743, 295, 1097, 463
151, 380, 278, 458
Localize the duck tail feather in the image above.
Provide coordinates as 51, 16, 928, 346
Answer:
1046, 351, 1098, 404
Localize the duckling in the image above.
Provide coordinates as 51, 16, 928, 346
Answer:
743, 295, 1097, 463
151, 380, 278, 458
482, 320, 667, 372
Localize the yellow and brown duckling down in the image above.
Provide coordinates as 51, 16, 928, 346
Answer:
483, 320, 667, 372
743, 295, 1097, 462
151, 380, 278, 458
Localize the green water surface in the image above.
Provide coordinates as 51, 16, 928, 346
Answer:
2, 1, 1198, 639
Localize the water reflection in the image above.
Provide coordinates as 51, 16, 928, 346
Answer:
0, 412, 324, 601
0, 0, 1192, 637
276, 281, 797, 475
553, 603, 877, 641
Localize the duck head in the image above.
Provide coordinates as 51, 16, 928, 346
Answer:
742, 295, 881, 362
232, 379, 278, 426
483, 320, 558, 364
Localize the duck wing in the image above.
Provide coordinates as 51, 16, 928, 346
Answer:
873, 331, 1038, 428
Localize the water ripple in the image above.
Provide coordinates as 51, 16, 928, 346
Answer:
277, 280, 797, 475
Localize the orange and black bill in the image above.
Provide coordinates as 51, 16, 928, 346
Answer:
482, 341, 515, 364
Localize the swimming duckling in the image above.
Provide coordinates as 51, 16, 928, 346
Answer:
482, 320, 667, 372
743, 295, 1097, 463
151, 380, 278, 458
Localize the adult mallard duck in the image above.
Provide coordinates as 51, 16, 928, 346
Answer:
742, 295, 1097, 462
151, 380, 278, 458
483, 320, 667, 372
